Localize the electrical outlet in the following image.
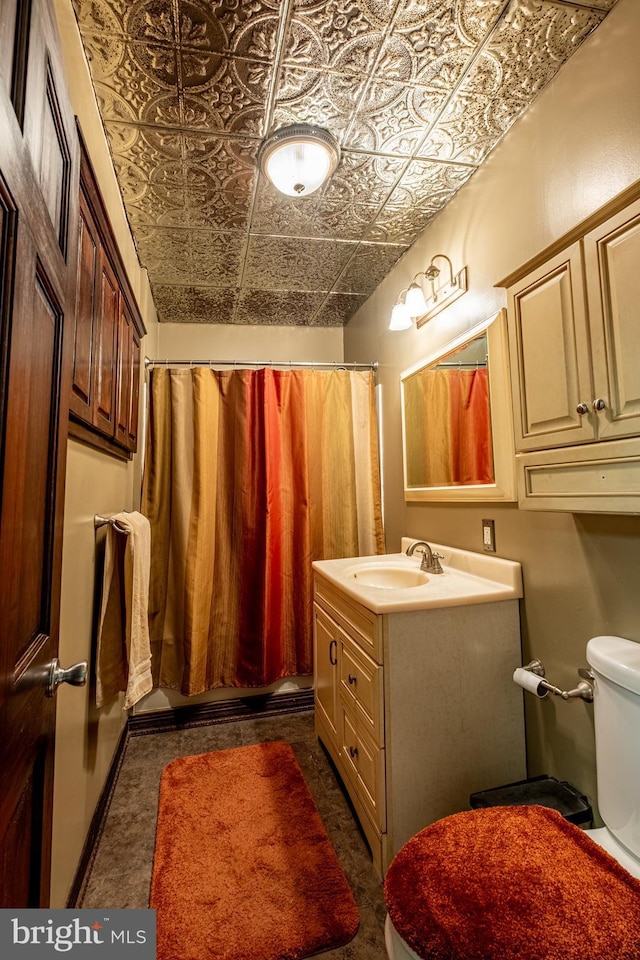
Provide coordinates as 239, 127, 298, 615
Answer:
482, 519, 496, 553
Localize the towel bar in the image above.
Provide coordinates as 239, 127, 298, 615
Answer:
94, 514, 130, 533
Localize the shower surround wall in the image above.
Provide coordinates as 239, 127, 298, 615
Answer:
344, 0, 640, 821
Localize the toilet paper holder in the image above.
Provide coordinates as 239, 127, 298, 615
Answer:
517, 659, 594, 702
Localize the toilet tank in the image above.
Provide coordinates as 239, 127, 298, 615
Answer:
586, 635, 640, 861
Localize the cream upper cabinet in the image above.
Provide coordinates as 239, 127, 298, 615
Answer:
502, 187, 640, 514
583, 198, 640, 441
508, 243, 594, 451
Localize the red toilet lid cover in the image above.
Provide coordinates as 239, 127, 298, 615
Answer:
385, 805, 640, 960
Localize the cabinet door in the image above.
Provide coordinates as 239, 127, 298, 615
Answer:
115, 300, 132, 447
128, 328, 141, 452
69, 191, 98, 423
313, 605, 339, 744
92, 248, 118, 437
508, 243, 594, 451
584, 198, 640, 441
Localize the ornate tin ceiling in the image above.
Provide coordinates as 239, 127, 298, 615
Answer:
73, 0, 617, 325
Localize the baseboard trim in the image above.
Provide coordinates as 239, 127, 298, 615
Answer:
128, 687, 315, 736
66, 721, 129, 907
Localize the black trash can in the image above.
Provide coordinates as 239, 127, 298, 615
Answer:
470, 774, 592, 826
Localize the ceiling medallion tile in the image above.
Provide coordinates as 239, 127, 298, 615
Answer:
243, 236, 356, 291
321, 152, 406, 207
414, 46, 475, 90
125, 2, 177, 44
82, 35, 179, 120
417, 91, 515, 165
310, 293, 367, 327
387, 158, 476, 209
175, 2, 282, 59
306, 199, 381, 242
73, 0, 126, 36
334, 242, 408, 295
137, 227, 246, 287
454, 0, 509, 45
472, 0, 607, 104
180, 92, 264, 137
344, 82, 449, 154
365, 203, 438, 245
105, 122, 182, 172
152, 283, 238, 323
235, 289, 319, 325
250, 183, 324, 237
125, 195, 187, 229
285, 4, 387, 71
187, 229, 247, 284
273, 67, 364, 141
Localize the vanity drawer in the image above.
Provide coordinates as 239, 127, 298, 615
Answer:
340, 704, 386, 832
340, 632, 384, 746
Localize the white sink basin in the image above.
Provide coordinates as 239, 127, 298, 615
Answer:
312, 539, 523, 614
347, 563, 429, 589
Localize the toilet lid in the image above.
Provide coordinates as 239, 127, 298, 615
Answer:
385, 805, 640, 960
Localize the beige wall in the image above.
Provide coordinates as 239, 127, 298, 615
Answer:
345, 0, 640, 818
51, 1, 158, 906
52, 444, 138, 907
153, 322, 344, 364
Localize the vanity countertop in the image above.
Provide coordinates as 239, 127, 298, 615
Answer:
312, 540, 523, 614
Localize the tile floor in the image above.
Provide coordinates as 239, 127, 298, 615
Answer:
79, 710, 389, 958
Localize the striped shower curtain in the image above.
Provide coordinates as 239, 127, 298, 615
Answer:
142, 367, 384, 694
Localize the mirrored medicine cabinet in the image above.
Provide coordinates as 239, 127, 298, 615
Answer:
400, 308, 516, 502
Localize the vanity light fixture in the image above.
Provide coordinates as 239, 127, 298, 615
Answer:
258, 124, 341, 198
389, 253, 468, 331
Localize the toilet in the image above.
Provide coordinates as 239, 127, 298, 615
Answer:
384, 635, 640, 960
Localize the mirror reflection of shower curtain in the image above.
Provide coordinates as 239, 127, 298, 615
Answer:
142, 367, 384, 694
406, 368, 494, 487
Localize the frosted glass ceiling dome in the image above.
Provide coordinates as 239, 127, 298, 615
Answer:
258, 124, 341, 198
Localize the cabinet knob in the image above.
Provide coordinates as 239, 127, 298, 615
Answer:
349, 745, 358, 759
592, 397, 607, 411
348, 673, 357, 685
576, 402, 589, 415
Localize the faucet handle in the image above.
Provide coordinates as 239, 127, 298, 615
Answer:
430, 552, 444, 574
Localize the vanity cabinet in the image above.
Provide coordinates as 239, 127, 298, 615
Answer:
313, 571, 525, 877
69, 130, 145, 458
503, 189, 640, 513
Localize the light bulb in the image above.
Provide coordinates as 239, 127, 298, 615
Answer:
389, 301, 412, 331
404, 282, 428, 318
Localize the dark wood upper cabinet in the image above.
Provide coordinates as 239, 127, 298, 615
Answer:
68, 130, 146, 457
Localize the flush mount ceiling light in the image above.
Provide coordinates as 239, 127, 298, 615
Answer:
389, 254, 468, 331
258, 124, 341, 198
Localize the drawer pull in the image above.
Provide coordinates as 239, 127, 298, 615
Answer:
329, 639, 337, 666
348, 673, 357, 684
349, 745, 358, 759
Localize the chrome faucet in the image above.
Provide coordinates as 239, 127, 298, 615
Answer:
406, 540, 444, 574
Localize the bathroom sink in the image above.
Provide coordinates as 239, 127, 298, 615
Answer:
312, 540, 523, 614
347, 563, 429, 589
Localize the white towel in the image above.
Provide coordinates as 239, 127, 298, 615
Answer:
96, 511, 153, 709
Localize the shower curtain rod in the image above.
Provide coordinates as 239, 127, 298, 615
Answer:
144, 357, 378, 371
